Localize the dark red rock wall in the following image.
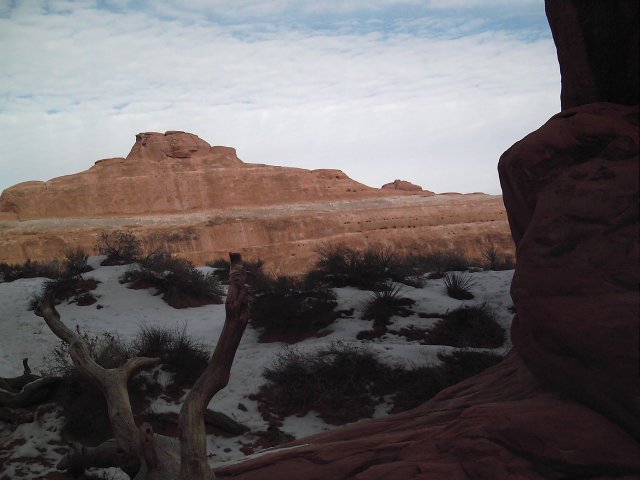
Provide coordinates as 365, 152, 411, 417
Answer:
499, 103, 640, 440
546, 0, 639, 110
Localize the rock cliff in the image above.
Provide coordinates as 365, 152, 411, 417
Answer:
381, 179, 426, 192
0, 131, 512, 272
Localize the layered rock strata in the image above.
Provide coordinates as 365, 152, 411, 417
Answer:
0, 132, 512, 272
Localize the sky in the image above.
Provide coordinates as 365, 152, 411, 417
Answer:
0, 0, 560, 195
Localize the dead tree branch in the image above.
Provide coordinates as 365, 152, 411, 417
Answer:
178, 252, 250, 480
38, 252, 249, 480
0, 358, 61, 408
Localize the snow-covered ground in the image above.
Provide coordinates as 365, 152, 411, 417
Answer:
0, 256, 514, 479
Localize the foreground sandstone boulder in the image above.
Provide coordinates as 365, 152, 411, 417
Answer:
217, 354, 640, 479
499, 102, 640, 439
215, 104, 640, 480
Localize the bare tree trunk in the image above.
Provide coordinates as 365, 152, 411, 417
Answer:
39, 290, 165, 468
0, 358, 60, 408
179, 252, 250, 480
39, 252, 250, 480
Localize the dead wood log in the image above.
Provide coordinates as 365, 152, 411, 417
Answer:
178, 252, 250, 480
56, 439, 140, 478
39, 252, 250, 480
0, 359, 61, 408
203, 410, 249, 436
39, 289, 172, 477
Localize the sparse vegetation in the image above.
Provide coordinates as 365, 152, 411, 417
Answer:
389, 350, 504, 412
443, 271, 476, 300
22, 248, 97, 309
310, 243, 479, 288
250, 275, 338, 341
131, 325, 210, 386
362, 282, 414, 324
43, 326, 210, 442
426, 304, 506, 348
63, 247, 92, 278
422, 250, 474, 279
312, 243, 397, 290
256, 343, 505, 424
257, 343, 391, 423
95, 230, 142, 265
481, 245, 516, 271
0, 258, 63, 282
120, 251, 224, 308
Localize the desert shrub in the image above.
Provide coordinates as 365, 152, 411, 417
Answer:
121, 252, 223, 308
362, 282, 414, 324
63, 247, 92, 278
207, 258, 230, 269
0, 258, 63, 282
437, 350, 504, 385
43, 331, 131, 442
481, 245, 516, 271
422, 250, 474, 278
258, 343, 393, 423
312, 244, 396, 290
130, 325, 210, 385
250, 275, 338, 340
389, 350, 504, 412
443, 271, 476, 300
1, 248, 92, 284
257, 343, 506, 423
25, 254, 98, 309
44, 326, 209, 441
43, 331, 130, 377
96, 230, 142, 265
426, 304, 505, 348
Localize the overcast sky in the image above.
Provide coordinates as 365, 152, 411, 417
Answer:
0, 0, 559, 195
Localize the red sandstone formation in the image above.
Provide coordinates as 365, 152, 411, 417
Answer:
500, 102, 640, 439
0, 131, 380, 221
217, 354, 640, 479
380, 179, 427, 192
215, 2, 640, 478
215, 103, 640, 480
546, 0, 639, 109
0, 132, 512, 272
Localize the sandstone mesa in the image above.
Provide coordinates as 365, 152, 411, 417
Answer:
0, 131, 512, 272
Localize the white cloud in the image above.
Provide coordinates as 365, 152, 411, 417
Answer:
0, 3, 559, 195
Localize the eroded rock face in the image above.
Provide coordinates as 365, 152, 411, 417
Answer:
0, 131, 380, 221
381, 179, 427, 192
0, 131, 512, 272
216, 354, 640, 479
215, 104, 640, 479
499, 102, 640, 438
546, 0, 639, 109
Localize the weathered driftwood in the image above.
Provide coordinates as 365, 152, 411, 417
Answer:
40, 252, 250, 480
56, 439, 140, 477
0, 358, 61, 408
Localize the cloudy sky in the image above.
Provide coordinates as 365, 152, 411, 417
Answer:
0, 0, 559, 195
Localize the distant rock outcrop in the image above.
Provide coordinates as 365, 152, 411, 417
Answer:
0, 132, 512, 272
381, 179, 428, 193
